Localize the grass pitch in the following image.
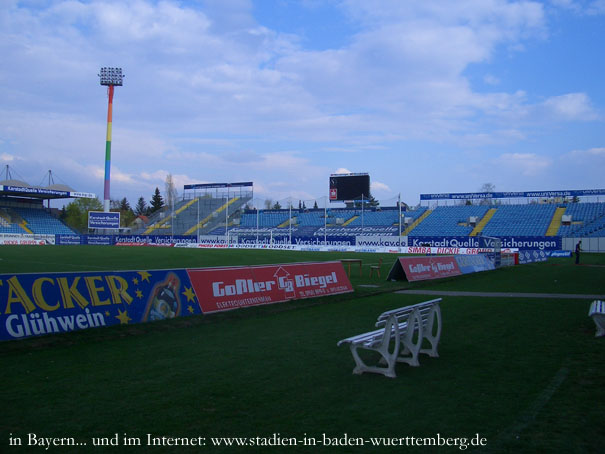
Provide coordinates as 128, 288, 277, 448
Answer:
0, 246, 603, 453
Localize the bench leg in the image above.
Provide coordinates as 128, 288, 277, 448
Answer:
420, 303, 442, 357
592, 314, 605, 337
397, 308, 423, 367
349, 316, 400, 378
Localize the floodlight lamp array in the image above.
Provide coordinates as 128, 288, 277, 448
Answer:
98, 67, 124, 86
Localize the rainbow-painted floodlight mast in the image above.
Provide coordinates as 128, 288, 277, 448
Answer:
98, 67, 123, 213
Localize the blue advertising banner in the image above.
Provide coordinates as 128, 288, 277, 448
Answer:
1, 185, 70, 197
114, 235, 197, 245
420, 188, 605, 200
550, 250, 572, 257
55, 235, 199, 246
517, 250, 552, 264
86, 235, 114, 245
406, 236, 561, 251
0, 269, 201, 341
237, 235, 356, 247
52, 233, 563, 251
55, 235, 85, 245
454, 254, 496, 274
88, 211, 120, 229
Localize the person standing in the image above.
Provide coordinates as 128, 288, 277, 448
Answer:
575, 240, 582, 265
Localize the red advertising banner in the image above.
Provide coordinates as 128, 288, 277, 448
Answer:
394, 256, 462, 282
187, 261, 353, 313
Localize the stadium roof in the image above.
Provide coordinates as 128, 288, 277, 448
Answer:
0, 179, 95, 201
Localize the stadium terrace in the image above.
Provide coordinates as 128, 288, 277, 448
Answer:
0, 175, 604, 252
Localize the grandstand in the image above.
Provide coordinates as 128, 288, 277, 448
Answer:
0, 170, 88, 235
2, 167, 604, 251
132, 194, 251, 236
224, 201, 605, 238
131, 182, 253, 237
408, 205, 490, 237
219, 189, 605, 252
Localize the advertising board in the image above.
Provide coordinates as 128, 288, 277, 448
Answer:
188, 261, 353, 314
0, 269, 197, 341
88, 211, 120, 229
454, 254, 495, 273
387, 256, 462, 282
0, 262, 353, 341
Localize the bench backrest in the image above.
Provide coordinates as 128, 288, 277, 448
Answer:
375, 298, 442, 328
589, 300, 604, 316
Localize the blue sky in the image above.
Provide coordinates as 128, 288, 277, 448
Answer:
1, 0, 604, 208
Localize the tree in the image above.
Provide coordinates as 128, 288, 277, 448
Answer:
150, 187, 164, 213
165, 173, 178, 209
480, 183, 496, 193
264, 199, 273, 209
116, 197, 135, 227
119, 197, 131, 212
61, 197, 103, 232
479, 183, 496, 206
135, 197, 147, 216
272, 201, 282, 210
350, 194, 378, 209
367, 194, 379, 207
313, 200, 318, 209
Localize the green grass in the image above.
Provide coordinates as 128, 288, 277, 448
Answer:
410, 256, 605, 296
0, 246, 603, 453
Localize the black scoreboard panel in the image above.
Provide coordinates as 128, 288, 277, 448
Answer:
329, 174, 370, 201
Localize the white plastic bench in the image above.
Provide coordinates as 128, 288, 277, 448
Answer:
589, 300, 605, 337
337, 298, 442, 378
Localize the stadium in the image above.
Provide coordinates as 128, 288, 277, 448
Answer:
4, 0, 605, 451
0, 169, 604, 453
2, 170, 604, 250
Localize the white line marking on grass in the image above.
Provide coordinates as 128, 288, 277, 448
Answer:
507, 366, 569, 438
482, 366, 569, 452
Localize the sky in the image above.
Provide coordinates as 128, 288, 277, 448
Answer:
1, 0, 604, 209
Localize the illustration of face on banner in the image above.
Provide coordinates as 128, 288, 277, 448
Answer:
143, 272, 182, 321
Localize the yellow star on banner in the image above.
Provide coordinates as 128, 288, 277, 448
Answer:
132, 277, 139, 285
188, 305, 194, 314
138, 271, 152, 283
136, 289, 143, 299
182, 286, 196, 303
115, 309, 131, 325
105, 311, 110, 317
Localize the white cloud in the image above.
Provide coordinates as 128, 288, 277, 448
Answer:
542, 93, 598, 121
333, 168, 353, 174
483, 74, 501, 86
0, 0, 602, 205
550, 0, 605, 15
495, 153, 552, 176
588, 0, 605, 15
0, 153, 16, 162
568, 147, 605, 158
371, 181, 391, 192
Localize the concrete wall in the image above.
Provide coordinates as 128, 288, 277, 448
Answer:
563, 237, 605, 253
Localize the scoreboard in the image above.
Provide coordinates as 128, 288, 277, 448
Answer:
329, 173, 370, 202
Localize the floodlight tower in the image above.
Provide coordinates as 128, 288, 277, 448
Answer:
98, 67, 124, 212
